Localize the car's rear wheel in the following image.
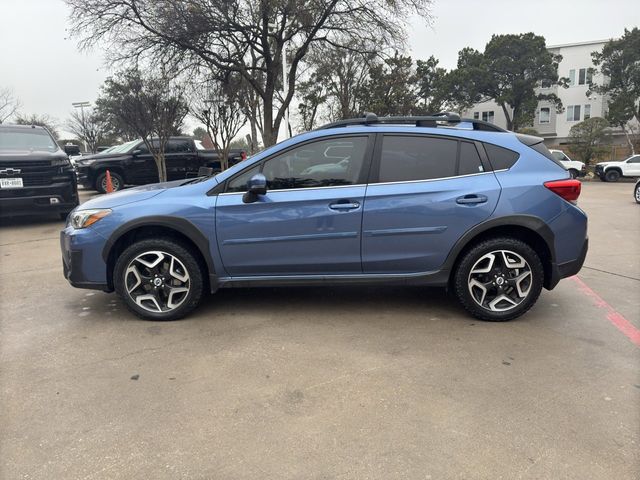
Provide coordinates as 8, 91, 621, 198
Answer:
453, 237, 544, 322
605, 170, 621, 182
635, 182, 640, 204
114, 238, 205, 321
96, 171, 124, 193
568, 168, 579, 179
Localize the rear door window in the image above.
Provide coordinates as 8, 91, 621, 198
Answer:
458, 142, 485, 175
378, 136, 458, 182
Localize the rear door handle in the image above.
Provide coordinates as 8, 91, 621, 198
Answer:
456, 194, 488, 205
329, 201, 360, 211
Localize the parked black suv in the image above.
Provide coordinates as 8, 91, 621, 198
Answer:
0, 125, 78, 219
75, 136, 246, 193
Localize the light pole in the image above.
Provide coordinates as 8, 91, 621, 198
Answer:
72, 101, 91, 152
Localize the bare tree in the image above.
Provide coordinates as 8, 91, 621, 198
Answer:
189, 74, 247, 171
66, 0, 433, 146
95, 69, 188, 182
0, 87, 21, 124
66, 109, 107, 153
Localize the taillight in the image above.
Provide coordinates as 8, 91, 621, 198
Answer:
241, 151, 247, 161
544, 179, 581, 203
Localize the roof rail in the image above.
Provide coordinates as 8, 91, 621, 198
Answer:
316, 112, 507, 133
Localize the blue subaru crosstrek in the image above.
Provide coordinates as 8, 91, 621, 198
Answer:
61, 113, 588, 322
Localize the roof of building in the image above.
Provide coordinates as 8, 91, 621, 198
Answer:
547, 39, 612, 49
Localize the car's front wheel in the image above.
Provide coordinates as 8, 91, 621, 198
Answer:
635, 182, 640, 204
453, 238, 544, 322
568, 168, 579, 179
114, 238, 205, 320
605, 170, 621, 182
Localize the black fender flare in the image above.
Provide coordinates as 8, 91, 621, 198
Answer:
440, 214, 556, 274
102, 215, 216, 284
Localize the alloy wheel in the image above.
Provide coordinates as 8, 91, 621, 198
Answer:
467, 250, 532, 312
124, 251, 190, 313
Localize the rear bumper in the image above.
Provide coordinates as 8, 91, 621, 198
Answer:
547, 237, 588, 289
0, 182, 78, 217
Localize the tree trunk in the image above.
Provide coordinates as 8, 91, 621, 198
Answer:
155, 153, 167, 182
500, 103, 513, 131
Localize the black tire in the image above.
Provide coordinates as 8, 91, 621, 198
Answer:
599, 175, 607, 182
453, 237, 544, 322
568, 169, 579, 179
635, 183, 640, 204
605, 169, 621, 182
95, 171, 124, 193
114, 238, 205, 321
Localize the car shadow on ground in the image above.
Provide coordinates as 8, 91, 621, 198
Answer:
73, 285, 476, 328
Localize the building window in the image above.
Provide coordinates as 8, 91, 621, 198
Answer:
539, 107, 550, 124
569, 69, 576, 86
577, 68, 593, 85
482, 111, 495, 123
473, 112, 479, 119
584, 104, 591, 120
540, 79, 552, 89
567, 105, 581, 122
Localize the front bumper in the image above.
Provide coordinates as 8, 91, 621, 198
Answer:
75, 166, 94, 188
61, 227, 112, 291
0, 181, 78, 217
595, 165, 604, 177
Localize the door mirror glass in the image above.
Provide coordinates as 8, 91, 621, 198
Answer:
132, 149, 142, 156
243, 173, 267, 203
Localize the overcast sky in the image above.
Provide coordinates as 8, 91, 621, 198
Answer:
1, 0, 638, 138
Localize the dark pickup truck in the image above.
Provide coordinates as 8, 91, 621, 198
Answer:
74, 136, 246, 193
0, 124, 79, 219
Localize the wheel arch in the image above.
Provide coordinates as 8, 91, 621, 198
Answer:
102, 217, 217, 292
445, 216, 556, 290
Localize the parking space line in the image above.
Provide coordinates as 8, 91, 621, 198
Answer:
571, 275, 640, 347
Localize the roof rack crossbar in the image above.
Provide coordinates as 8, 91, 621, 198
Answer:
317, 112, 507, 133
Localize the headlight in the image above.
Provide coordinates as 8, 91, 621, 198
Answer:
70, 209, 112, 229
51, 157, 71, 167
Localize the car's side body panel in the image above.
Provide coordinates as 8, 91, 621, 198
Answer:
215, 185, 367, 276
361, 172, 501, 273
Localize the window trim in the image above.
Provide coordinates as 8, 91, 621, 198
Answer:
210, 133, 375, 195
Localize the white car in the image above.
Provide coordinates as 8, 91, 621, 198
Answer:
595, 154, 640, 182
549, 150, 586, 179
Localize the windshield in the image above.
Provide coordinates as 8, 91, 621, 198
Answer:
106, 139, 139, 154
551, 151, 567, 161
0, 127, 58, 151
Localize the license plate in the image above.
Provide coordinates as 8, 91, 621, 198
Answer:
0, 177, 23, 189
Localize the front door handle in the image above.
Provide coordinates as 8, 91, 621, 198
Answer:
456, 194, 488, 205
329, 201, 360, 211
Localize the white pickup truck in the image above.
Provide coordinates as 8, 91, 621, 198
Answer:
595, 155, 640, 182
549, 150, 586, 178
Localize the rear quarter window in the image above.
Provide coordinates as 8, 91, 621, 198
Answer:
483, 143, 520, 170
529, 142, 565, 169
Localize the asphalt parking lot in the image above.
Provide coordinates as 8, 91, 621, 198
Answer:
1, 182, 639, 479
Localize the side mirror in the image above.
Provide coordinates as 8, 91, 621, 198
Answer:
242, 173, 267, 203
132, 149, 142, 156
